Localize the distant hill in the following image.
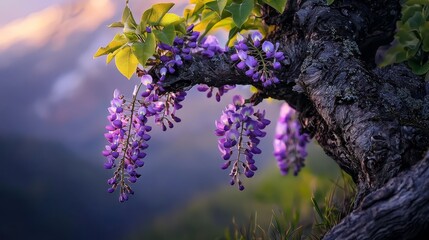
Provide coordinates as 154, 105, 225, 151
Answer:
0, 136, 161, 240
0, 136, 339, 240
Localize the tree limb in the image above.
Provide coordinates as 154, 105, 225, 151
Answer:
324, 151, 429, 240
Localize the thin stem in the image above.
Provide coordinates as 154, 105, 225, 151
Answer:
118, 83, 143, 190
236, 117, 246, 169
249, 40, 268, 74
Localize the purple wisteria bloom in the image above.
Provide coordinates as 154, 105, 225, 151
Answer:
156, 25, 200, 81
199, 35, 224, 58
103, 79, 187, 202
103, 89, 152, 202
197, 84, 236, 102
273, 103, 310, 176
215, 95, 271, 190
230, 31, 286, 87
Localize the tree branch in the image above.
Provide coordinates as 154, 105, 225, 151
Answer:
323, 151, 429, 240
155, 0, 429, 210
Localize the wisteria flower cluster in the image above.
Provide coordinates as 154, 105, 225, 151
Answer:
273, 103, 310, 176
103, 76, 186, 201
101, 21, 301, 202
157, 25, 199, 82
140, 75, 186, 131
153, 26, 234, 103
231, 31, 285, 87
157, 25, 224, 82
196, 84, 235, 102
103, 89, 149, 202
215, 95, 271, 190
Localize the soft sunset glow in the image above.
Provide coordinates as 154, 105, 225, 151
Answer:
0, 0, 115, 52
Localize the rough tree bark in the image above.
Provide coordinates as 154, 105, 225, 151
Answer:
156, 0, 429, 239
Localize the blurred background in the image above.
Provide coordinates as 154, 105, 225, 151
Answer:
0, 0, 341, 239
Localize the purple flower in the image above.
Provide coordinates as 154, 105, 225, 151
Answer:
245, 56, 258, 68
215, 95, 270, 190
262, 41, 274, 54
154, 27, 224, 83
273, 103, 310, 176
237, 50, 247, 61
103, 83, 187, 202
230, 34, 284, 86
141, 74, 153, 86
251, 31, 263, 47
197, 84, 235, 102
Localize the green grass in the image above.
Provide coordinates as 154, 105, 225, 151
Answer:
128, 143, 352, 240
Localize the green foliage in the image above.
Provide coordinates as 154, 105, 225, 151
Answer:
186, 0, 288, 46
327, 0, 335, 5
140, 3, 175, 27
227, 0, 255, 28
131, 32, 156, 67
381, 1, 429, 79
93, 33, 127, 58
153, 24, 176, 45
224, 172, 356, 240
310, 172, 356, 239
224, 211, 303, 240
262, 0, 287, 13
115, 46, 139, 79
94, 3, 185, 79
94, 0, 292, 79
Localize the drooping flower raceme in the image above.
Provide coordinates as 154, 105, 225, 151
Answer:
103, 78, 187, 202
215, 95, 271, 190
101, 23, 294, 202
103, 88, 150, 202
273, 103, 310, 176
230, 31, 285, 87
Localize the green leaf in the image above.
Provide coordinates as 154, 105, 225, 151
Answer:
106, 46, 124, 64
227, 27, 240, 46
158, 13, 184, 26
402, 5, 422, 23
211, 17, 234, 30
205, 1, 220, 13
242, 15, 265, 32
396, 27, 419, 48
108, 22, 124, 28
408, 58, 429, 75
93, 34, 127, 58
217, 0, 228, 15
379, 45, 405, 67
115, 45, 139, 79
122, 5, 137, 32
175, 23, 187, 35
420, 22, 429, 51
262, 0, 287, 13
406, 0, 429, 6
226, 0, 254, 28
327, 0, 335, 5
141, 3, 175, 27
190, 0, 206, 16
407, 11, 425, 30
124, 32, 139, 42
153, 24, 175, 45
194, 9, 221, 38
131, 32, 156, 67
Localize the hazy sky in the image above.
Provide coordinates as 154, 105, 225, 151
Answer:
0, 0, 286, 185
0, 3, 335, 239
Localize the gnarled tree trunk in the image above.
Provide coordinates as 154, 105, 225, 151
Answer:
158, 0, 429, 238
